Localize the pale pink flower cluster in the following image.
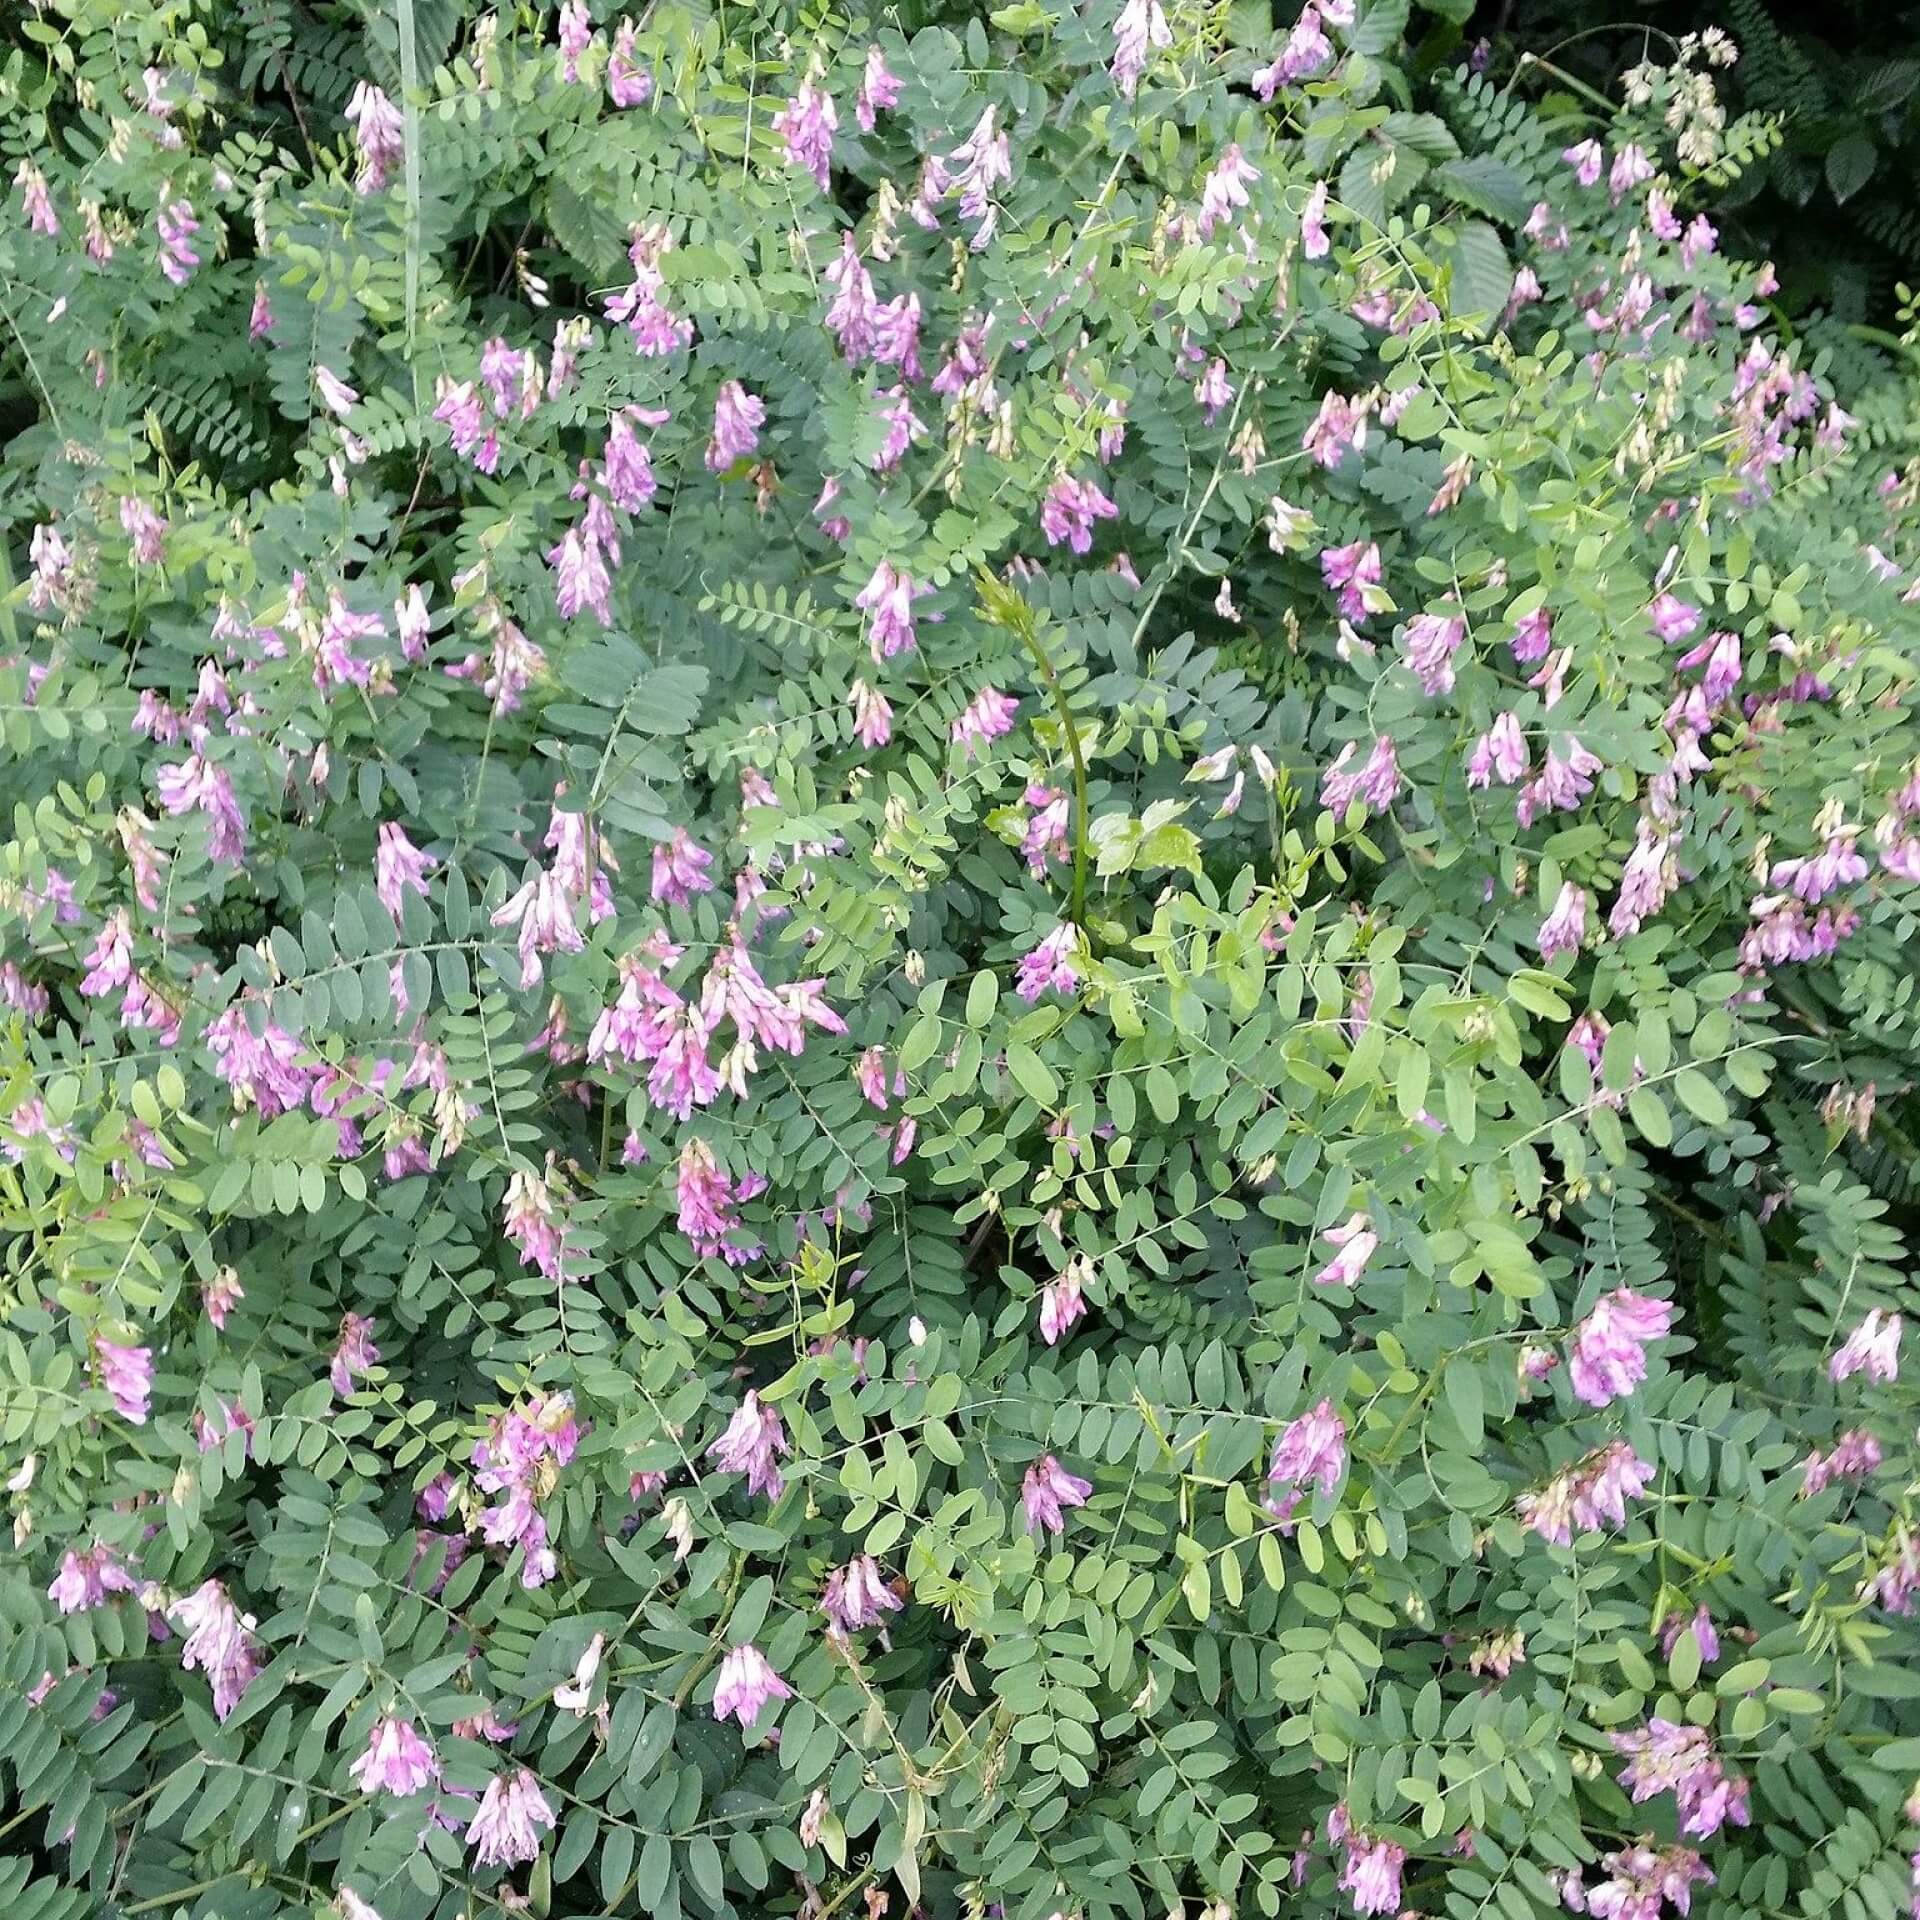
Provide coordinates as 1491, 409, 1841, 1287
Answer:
1517, 1442, 1655, 1546
707, 1390, 789, 1501
1264, 1398, 1346, 1528
1567, 1288, 1673, 1407
1611, 1719, 1750, 1838
1022, 1453, 1093, 1534
472, 1392, 581, 1588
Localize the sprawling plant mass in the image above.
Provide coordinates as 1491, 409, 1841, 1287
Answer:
4, 2, 1920, 1918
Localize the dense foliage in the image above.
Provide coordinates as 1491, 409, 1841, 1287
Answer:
3, 5, 1920, 1920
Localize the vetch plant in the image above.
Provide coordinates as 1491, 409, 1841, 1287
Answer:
2, 4, 1920, 1920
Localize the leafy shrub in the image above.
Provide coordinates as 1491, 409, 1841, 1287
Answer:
2, 5, 1919, 1920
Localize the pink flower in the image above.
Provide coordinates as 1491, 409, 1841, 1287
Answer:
1302, 389, 1368, 468
1040, 475, 1120, 554
1562, 139, 1603, 187
94, 1332, 153, 1424
822, 1555, 903, 1637
1110, 0, 1172, 97
172, 1579, 262, 1720
1252, 4, 1332, 97
120, 497, 167, 566
1659, 1604, 1720, 1667
1339, 1832, 1406, 1915
1022, 1453, 1093, 1534
855, 561, 930, 661
1538, 882, 1590, 961
1039, 1265, 1087, 1344
1800, 1428, 1883, 1497
1265, 1398, 1346, 1527
850, 679, 893, 746
48, 1544, 137, 1615
711, 1644, 792, 1727
491, 869, 585, 989
503, 1167, 567, 1281
557, 0, 592, 79
467, 1768, 556, 1867
547, 526, 612, 626
1587, 1844, 1714, 1920
1402, 611, 1465, 695
705, 380, 765, 471
156, 197, 200, 284
651, 829, 714, 906
350, 1716, 439, 1797
952, 687, 1018, 757
1313, 1213, 1376, 1289
608, 22, 652, 106
1830, 1309, 1900, 1385
1612, 1719, 1750, 1839
1320, 539, 1383, 624
1519, 1441, 1655, 1545
1016, 925, 1080, 1002
1649, 593, 1702, 644
1568, 1288, 1673, 1406
375, 823, 434, 916
330, 1313, 381, 1397
80, 910, 134, 997
1321, 736, 1400, 815
675, 1138, 760, 1266
855, 45, 902, 131
1193, 357, 1234, 423
1607, 142, 1654, 203
344, 82, 405, 193
1301, 178, 1331, 257
1510, 606, 1552, 662
15, 160, 57, 235
1198, 144, 1260, 239
708, 1390, 789, 1500
1467, 714, 1529, 789
772, 82, 838, 192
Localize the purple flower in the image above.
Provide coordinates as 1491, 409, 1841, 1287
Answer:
1022, 1453, 1093, 1534
608, 22, 652, 105
1039, 1265, 1088, 1344
1562, 139, 1603, 188
156, 197, 200, 284
330, 1312, 381, 1397
855, 45, 902, 131
1040, 475, 1120, 554
1193, 357, 1234, 423
15, 160, 57, 235
1321, 736, 1400, 815
1253, 4, 1333, 97
822, 1555, 904, 1637
1197, 144, 1260, 239
1537, 882, 1590, 961
350, 1716, 439, 1797
773, 81, 838, 191
705, 381, 766, 471
1265, 1398, 1346, 1527
1338, 1832, 1406, 1915
952, 687, 1018, 757
48, 1544, 137, 1615
557, 0, 592, 80
1518, 1441, 1654, 1546
547, 526, 613, 626
172, 1579, 262, 1721
1110, 0, 1172, 97
1402, 611, 1465, 695
855, 561, 930, 661
1649, 593, 1702, 644
1320, 539, 1383, 623
1659, 1604, 1720, 1667
1800, 1428, 1882, 1497
1301, 178, 1330, 257
344, 83, 405, 193
94, 1332, 153, 1424
1313, 1213, 1376, 1289
375, 823, 434, 915
1830, 1309, 1900, 1385
1016, 925, 1080, 1002
1608, 142, 1654, 203
651, 829, 715, 905
467, 1767, 556, 1867
1612, 1720, 1750, 1839
1567, 1288, 1673, 1406
1467, 714, 1528, 789
707, 1391, 790, 1500
712, 1644, 792, 1727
